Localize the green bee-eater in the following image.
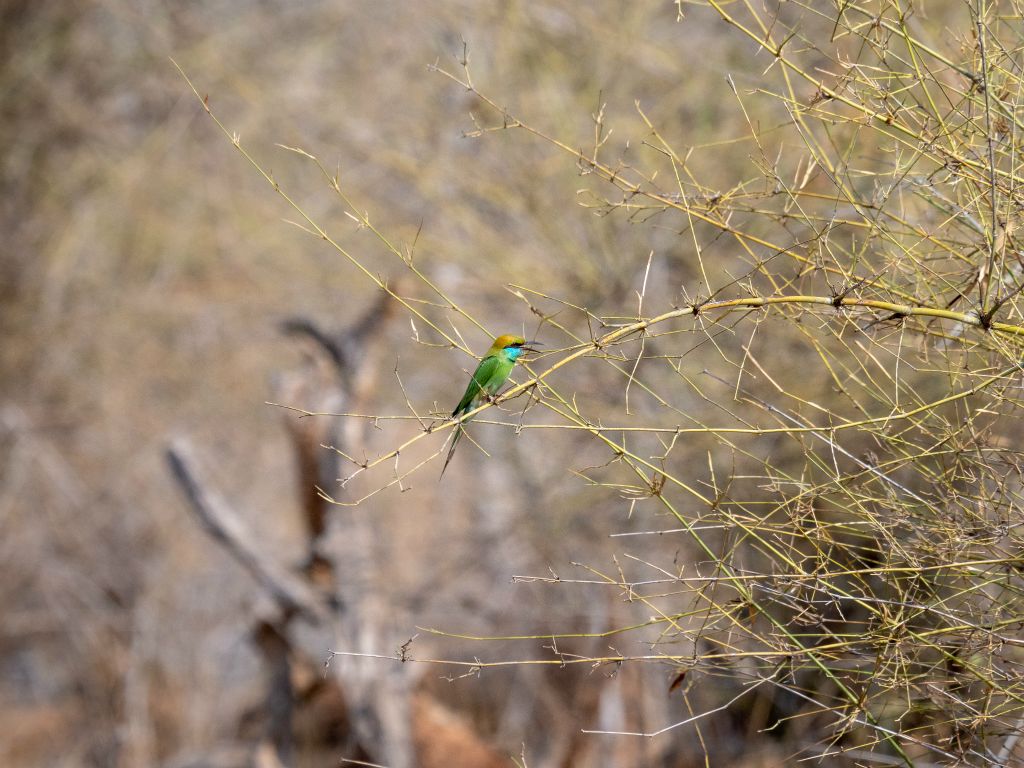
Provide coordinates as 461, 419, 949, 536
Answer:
441, 334, 540, 477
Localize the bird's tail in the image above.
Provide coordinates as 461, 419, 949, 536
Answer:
440, 422, 464, 479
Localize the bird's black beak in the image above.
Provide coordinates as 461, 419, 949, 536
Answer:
521, 341, 543, 354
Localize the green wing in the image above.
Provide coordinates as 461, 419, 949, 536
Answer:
452, 355, 502, 417
442, 353, 515, 478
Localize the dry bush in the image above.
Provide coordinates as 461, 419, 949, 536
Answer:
6, 0, 1024, 767
211, 1, 1024, 765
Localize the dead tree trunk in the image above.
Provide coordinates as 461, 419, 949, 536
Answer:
168, 287, 509, 768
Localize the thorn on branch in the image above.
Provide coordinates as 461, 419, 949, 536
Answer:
775, 29, 797, 57
399, 634, 417, 662
691, 296, 712, 317
831, 277, 868, 308
977, 307, 994, 331
808, 87, 832, 107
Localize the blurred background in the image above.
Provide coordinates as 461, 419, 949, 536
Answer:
5, 1, 1023, 767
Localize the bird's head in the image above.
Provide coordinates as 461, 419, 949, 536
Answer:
490, 334, 541, 358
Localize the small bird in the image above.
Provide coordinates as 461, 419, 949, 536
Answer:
441, 334, 540, 477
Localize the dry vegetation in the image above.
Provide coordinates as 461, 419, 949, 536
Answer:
5, 0, 1024, 766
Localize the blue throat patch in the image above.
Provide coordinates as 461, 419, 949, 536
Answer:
505, 346, 523, 361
